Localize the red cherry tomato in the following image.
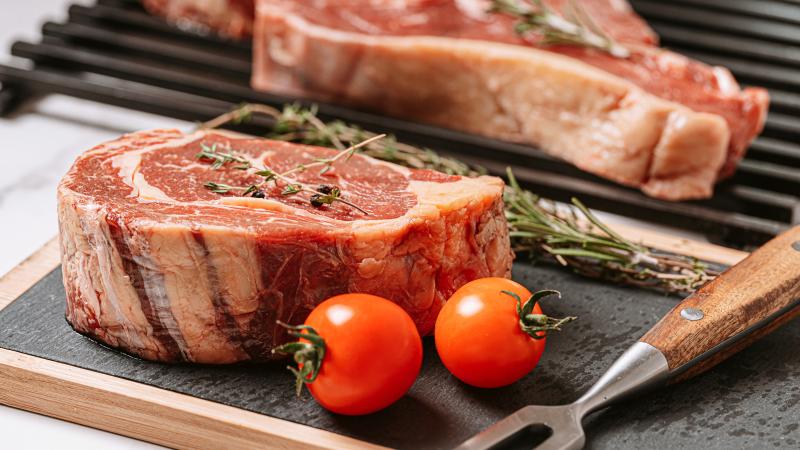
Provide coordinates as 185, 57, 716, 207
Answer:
276, 293, 422, 415
435, 278, 571, 388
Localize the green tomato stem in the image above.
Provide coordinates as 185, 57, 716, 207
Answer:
272, 321, 327, 396
501, 289, 577, 340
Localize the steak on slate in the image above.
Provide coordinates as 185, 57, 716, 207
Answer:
251, 0, 769, 200
57, 129, 511, 363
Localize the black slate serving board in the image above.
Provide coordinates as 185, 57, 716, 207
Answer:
0, 264, 798, 449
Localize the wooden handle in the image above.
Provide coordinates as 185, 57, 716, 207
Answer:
641, 226, 800, 382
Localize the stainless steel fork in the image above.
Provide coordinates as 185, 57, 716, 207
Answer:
456, 226, 800, 450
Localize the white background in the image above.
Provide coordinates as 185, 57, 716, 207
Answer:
0, 1, 171, 447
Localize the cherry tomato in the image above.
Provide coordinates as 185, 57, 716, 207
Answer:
276, 293, 422, 415
435, 278, 571, 388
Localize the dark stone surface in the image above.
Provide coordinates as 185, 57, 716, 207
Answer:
0, 265, 798, 449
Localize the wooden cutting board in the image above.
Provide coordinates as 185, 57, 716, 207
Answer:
3, 234, 797, 450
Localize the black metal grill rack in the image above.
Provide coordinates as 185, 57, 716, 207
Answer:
0, 0, 798, 249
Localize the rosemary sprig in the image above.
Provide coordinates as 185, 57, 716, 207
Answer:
199, 103, 718, 294
488, 0, 630, 58
504, 169, 718, 293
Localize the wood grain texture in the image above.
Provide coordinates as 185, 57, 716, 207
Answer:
670, 302, 800, 384
0, 238, 60, 309
641, 226, 800, 376
0, 348, 384, 450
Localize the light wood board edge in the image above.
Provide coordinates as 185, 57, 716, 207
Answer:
0, 230, 748, 449
0, 237, 382, 450
0, 348, 384, 450
0, 237, 60, 309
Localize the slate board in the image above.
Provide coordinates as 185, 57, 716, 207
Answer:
0, 264, 798, 450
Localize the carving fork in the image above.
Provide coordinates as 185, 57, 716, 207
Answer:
456, 227, 800, 450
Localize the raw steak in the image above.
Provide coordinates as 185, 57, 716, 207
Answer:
141, 0, 254, 38
57, 129, 511, 363
139, 0, 656, 42
251, 0, 769, 200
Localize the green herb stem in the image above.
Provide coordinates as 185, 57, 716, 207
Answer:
488, 0, 630, 58
200, 103, 719, 294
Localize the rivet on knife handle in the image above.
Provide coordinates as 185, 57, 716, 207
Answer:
680, 308, 704, 321
640, 226, 800, 381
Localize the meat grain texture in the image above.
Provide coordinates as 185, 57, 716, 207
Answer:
141, 0, 254, 38
58, 129, 511, 363
141, 0, 768, 200
251, 0, 768, 201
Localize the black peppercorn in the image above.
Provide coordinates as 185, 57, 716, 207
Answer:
310, 194, 325, 207
317, 184, 336, 194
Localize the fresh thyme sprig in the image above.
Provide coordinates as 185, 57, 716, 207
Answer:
203, 178, 365, 215
203, 181, 246, 194
199, 103, 718, 294
201, 103, 484, 177
252, 164, 370, 215
488, 0, 630, 58
196, 132, 382, 215
195, 143, 251, 170
283, 133, 386, 177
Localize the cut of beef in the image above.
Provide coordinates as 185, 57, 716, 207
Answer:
141, 0, 255, 38
251, 0, 769, 200
57, 129, 511, 363
139, 0, 655, 42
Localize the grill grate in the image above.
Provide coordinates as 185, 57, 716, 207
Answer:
0, 0, 798, 249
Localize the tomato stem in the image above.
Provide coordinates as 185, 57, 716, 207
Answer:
501, 289, 576, 339
272, 321, 327, 396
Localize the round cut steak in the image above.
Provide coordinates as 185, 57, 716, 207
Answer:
57, 129, 512, 363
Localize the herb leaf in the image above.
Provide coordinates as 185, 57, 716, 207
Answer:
488, 0, 630, 58
281, 183, 302, 196
203, 181, 235, 194
195, 143, 251, 170
199, 103, 719, 294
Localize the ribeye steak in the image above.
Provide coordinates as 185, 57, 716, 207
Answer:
58, 129, 511, 363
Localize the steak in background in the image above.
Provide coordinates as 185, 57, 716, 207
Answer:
57, 129, 511, 363
139, 0, 655, 42
141, 0, 255, 38
139, 0, 767, 199
251, 0, 768, 201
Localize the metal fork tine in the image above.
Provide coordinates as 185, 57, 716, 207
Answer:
534, 426, 585, 450
453, 406, 542, 450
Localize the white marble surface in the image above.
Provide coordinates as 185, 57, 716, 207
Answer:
0, 1, 706, 448
0, 1, 176, 448
1, 0, 194, 276
0, 96, 188, 277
